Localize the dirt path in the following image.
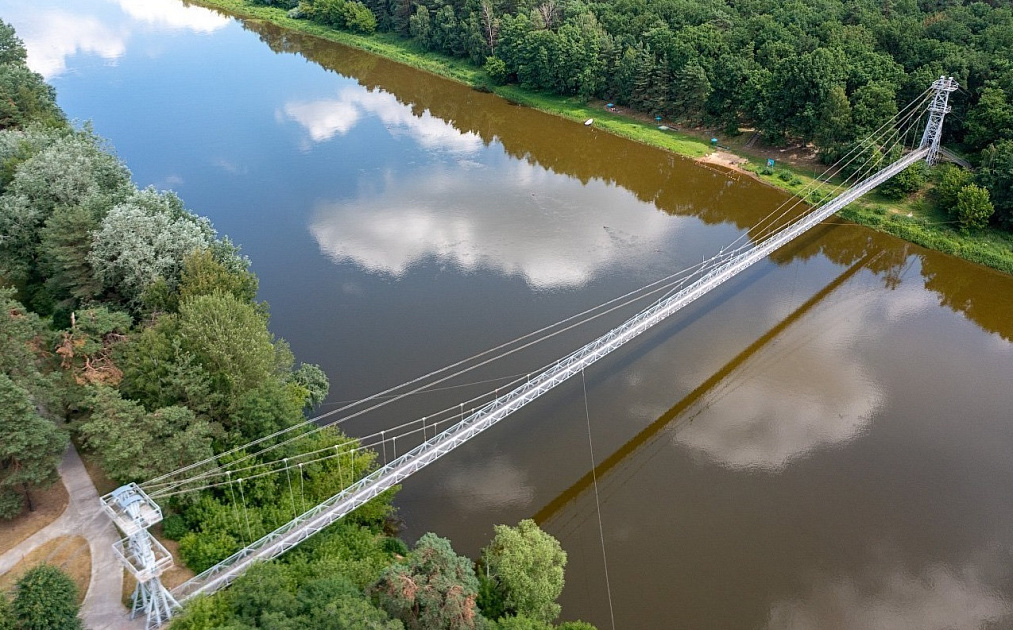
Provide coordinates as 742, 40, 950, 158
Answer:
0, 446, 142, 630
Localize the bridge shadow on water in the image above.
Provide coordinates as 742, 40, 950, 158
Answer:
532, 249, 880, 525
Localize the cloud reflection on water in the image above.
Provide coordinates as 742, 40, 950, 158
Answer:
667, 286, 892, 470
281, 86, 483, 153
115, 0, 230, 33
17, 11, 126, 79
10, 0, 228, 79
441, 455, 535, 514
308, 159, 679, 289
767, 561, 1010, 630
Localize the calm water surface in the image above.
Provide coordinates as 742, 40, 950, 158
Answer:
5, 1, 1013, 627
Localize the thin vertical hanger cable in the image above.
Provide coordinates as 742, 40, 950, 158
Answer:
582, 368, 616, 630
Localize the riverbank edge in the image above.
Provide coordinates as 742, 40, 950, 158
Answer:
186, 0, 1013, 275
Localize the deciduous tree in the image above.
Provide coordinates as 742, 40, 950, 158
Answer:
955, 183, 994, 230
89, 188, 215, 304
480, 519, 565, 624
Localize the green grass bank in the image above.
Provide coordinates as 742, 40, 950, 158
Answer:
187, 0, 1013, 275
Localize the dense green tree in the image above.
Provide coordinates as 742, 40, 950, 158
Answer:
116, 318, 219, 415
977, 140, 1013, 227
480, 520, 565, 624
554, 12, 605, 99
371, 533, 481, 630
344, 1, 379, 34
672, 62, 711, 121
171, 540, 405, 629
433, 5, 464, 56
410, 5, 433, 48
494, 615, 551, 630
11, 564, 82, 630
176, 291, 279, 417
0, 20, 27, 66
762, 47, 848, 141
291, 362, 330, 411
0, 594, 14, 630
0, 288, 47, 391
0, 66, 63, 130
177, 494, 251, 572
877, 160, 926, 200
89, 188, 215, 305
964, 83, 1013, 151
934, 163, 974, 214
36, 196, 109, 308
850, 81, 898, 137
166, 594, 234, 630
484, 56, 509, 84
954, 183, 994, 230
77, 385, 214, 483
814, 84, 853, 150
0, 374, 67, 519
0, 131, 129, 291
178, 247, 259, 307
229, 562, 300, 625
309, 0, 352, 27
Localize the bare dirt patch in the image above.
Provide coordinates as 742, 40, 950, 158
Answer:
0, 535, 91, 605
698, 150, 751, 173
0, 483, 69, 554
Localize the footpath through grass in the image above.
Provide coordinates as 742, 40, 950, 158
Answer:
188, 0, 1013, 274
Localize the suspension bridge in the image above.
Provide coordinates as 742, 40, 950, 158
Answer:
101, 77, 958, 629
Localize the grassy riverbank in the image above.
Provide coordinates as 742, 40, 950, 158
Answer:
188, 0, 1013, 274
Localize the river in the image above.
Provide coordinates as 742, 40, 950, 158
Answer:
4, 1, 1013, 627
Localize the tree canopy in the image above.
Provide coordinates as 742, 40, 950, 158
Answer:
9, 564, 82, 630
480, 519, 566, 624
371, 533, 481, 630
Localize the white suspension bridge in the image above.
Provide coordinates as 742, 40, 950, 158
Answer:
101, 77, 959, 629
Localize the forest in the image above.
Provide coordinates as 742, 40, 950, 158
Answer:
0, 19, 592, 630
271, 0, 1013, 230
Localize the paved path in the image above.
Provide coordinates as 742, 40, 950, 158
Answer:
0, 445, 143, 630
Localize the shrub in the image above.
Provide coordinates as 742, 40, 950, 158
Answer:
484, 57, 509, 85
162, 513, 188, 540
179, 530, 242, 573
343, 1, 377, 34
12, 565, 81, 630
381, 536, 408, 557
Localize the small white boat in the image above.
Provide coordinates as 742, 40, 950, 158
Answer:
584, 118, 593, 126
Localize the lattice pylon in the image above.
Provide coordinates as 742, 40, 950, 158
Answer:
102, 485, 180, 628
130, 573, 180, 629
919, 76, 958, 165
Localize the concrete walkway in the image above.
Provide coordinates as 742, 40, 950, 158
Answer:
0, 445, 143, 630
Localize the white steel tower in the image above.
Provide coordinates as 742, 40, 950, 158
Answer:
100, 484, 180, 629
920, 76, 958, 165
